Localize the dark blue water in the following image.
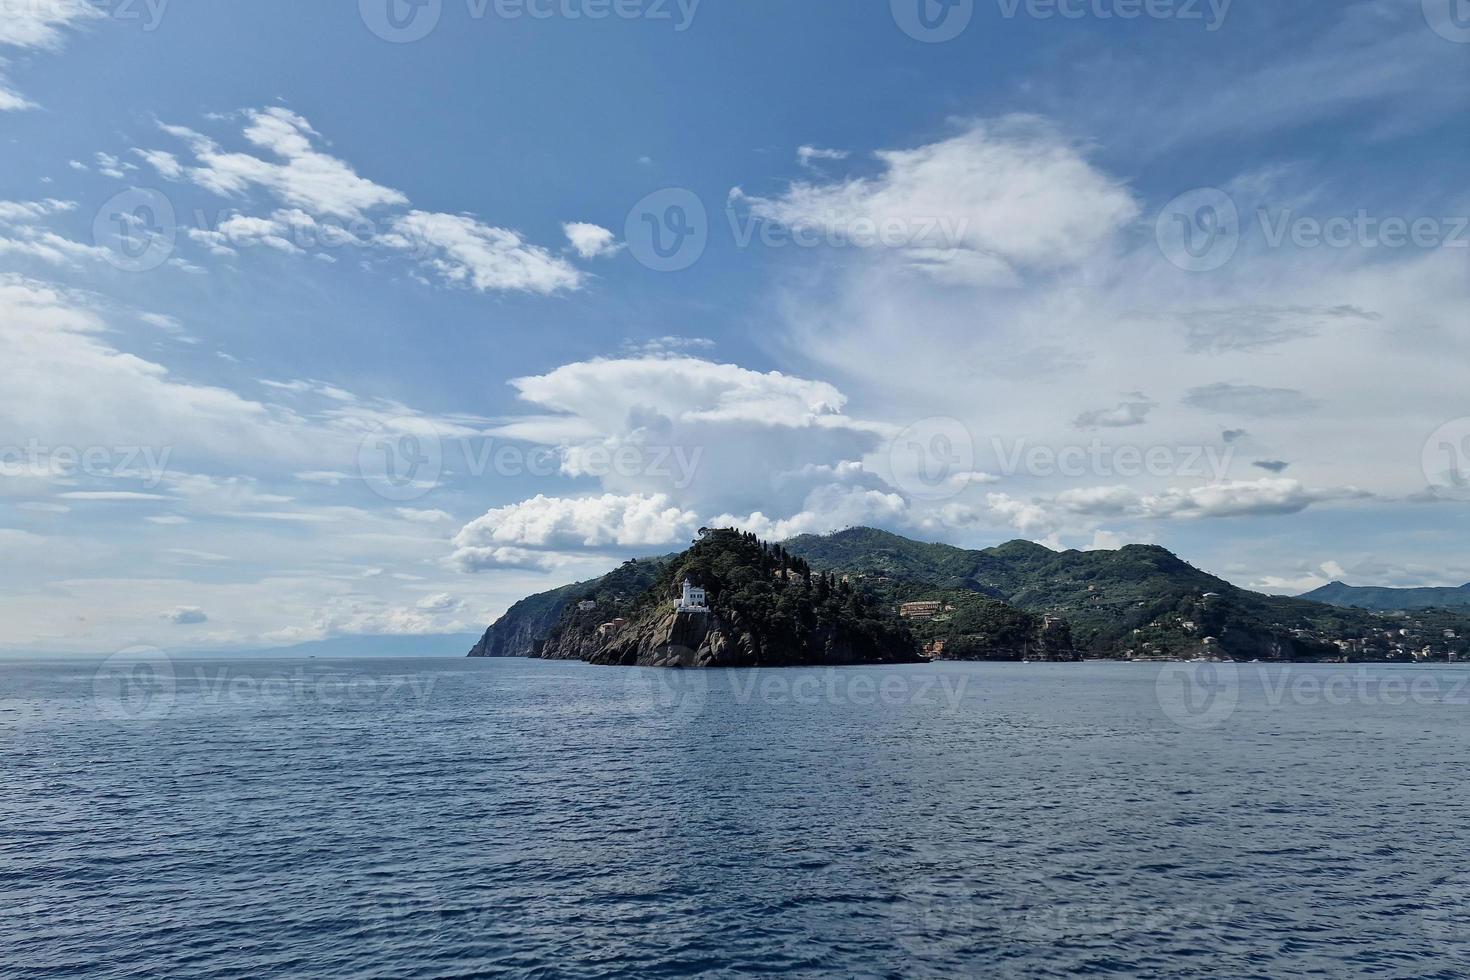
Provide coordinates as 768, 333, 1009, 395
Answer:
5, 656, 1470, 978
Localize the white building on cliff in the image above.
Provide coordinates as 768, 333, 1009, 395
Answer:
676, 579, 708, 613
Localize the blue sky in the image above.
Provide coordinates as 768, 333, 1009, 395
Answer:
1, 0, 1467, 652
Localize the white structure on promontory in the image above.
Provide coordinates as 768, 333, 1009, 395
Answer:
676, 579, 708, 614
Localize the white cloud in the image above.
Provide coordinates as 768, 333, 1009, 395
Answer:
386, 211, 583, 295
164, 108, 408, 220
1055, 479, 1370, 521
448, 545, 562, 573
1083, 530, 1128, 552
620, 336, 715, 357
562, 221, 622, 259
0, 1, 102, 49
58, 491, 169, 502
0, 199, 105, 265
797, 145, 849, 168
154, 109, 584, 295
712, 485, 907, 540
500, 356, 887, 517
415, 592, 462, 613
0, 199, 75, 223
132, 148, 184, 180
0, 83, 35, 111
93, 152, 133, 179
0, 1, 101, 110
189, 213, 305, 256
452, 492, 701, 555
735, 117, 1139, 285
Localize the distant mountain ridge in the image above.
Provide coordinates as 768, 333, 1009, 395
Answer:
469, 527, 1470, 664
1299, 581, 1470, 612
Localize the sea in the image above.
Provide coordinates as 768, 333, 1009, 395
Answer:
4, 655, 1470, 978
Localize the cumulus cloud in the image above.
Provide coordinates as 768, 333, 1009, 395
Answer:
448, 545, 563, 573
562, 221, 622, 259
496, 356, 888, 518
734, 116, 1138, 285
711, 485, 908, 541
415, 593, 462, 613
452, 493, 701, 559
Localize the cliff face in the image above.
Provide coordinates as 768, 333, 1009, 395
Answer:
574, 609, 920, 668
467, 583, 580, 658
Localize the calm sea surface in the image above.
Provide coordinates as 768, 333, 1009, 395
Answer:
4, 656, 1470, 979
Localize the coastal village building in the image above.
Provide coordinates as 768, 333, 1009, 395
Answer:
675, 579, 708, 614
900, 601, 944, 620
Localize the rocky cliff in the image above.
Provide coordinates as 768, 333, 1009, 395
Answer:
467, 582, 581, 658
515, 529, 922, 668
582, 608, 920, 668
